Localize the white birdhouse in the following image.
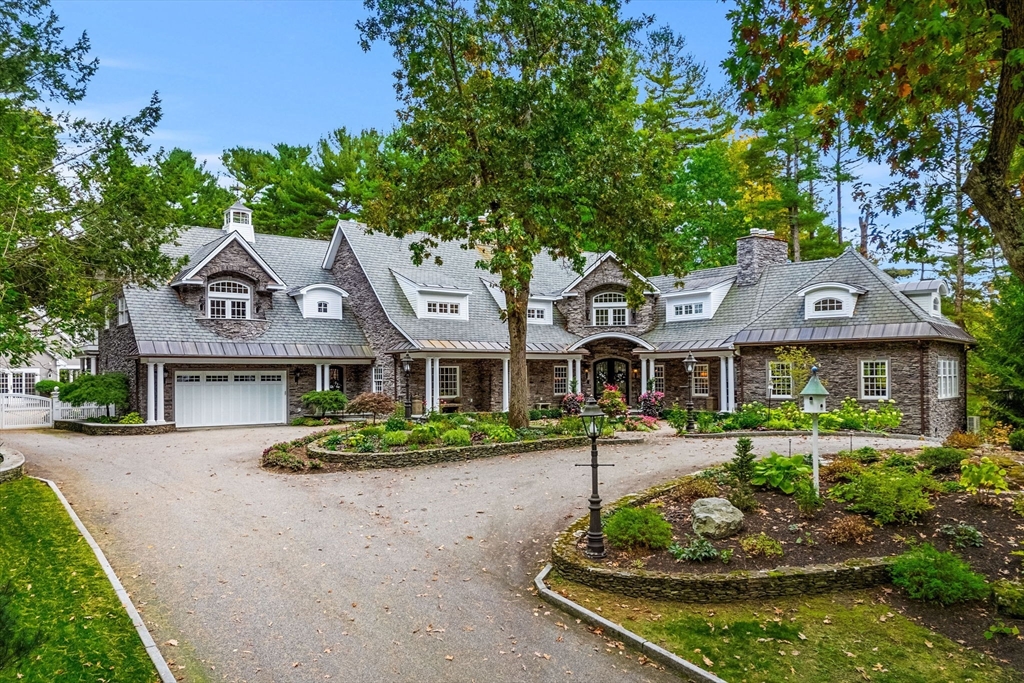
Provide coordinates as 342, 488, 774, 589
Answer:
799, 366, 829, 414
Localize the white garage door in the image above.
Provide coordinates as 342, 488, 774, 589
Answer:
174, 371, 286, 428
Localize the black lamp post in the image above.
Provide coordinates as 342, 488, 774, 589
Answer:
576, 396, 612, 559
401, 353, 413, 419
683, 351, 697, 432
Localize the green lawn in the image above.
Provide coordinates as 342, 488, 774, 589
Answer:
548, 573, 1014, 683
0, 477, 160, 682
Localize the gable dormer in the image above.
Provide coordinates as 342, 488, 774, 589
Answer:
223, 200, 255, 243
482, 279, 555, 325
896, 280, 948, 318
797, 282, 867, 320
392, 269, 471, 321
663, 278, 734, 322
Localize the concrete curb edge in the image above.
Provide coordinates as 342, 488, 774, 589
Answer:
31, 477, 176, 683
534, 563, 726, 683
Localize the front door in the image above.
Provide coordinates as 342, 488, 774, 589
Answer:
593, 359, 629, 401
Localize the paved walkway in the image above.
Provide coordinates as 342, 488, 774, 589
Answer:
3, 427, 929, 682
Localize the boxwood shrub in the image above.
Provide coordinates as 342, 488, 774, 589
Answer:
603, 507, 673, 551
891, 543, 989, 605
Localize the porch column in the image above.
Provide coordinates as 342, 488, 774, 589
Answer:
640, 357, 648, 393
315, 364, 322, 392
726, 355, 736, 412
501, 357, 509, 412
574, 358, 581, 393
433, 357, 442, 411
424, 358, 433, 413
145, 363, 156, 424
156, 363, 165, 423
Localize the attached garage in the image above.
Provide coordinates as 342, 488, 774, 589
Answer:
174, 371, 287, 428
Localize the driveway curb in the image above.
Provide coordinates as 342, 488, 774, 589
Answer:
32, 477, 176, 683
534, 563, 726, 683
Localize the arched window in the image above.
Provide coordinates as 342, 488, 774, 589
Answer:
317, 301, 329, 314
812, 297, 843, 313
592, 291, 628, 326
208, 280, 250, 319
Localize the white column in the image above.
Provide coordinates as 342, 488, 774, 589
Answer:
501, 357, 510, 412
156, 363, 165, 423
145, 363, 156, 424
727, 355, 736, 412
719, 356, 727, 412
424, 358, 433, 413
574, 359, 581, 393
432, 358, 441, 411
315, 364, 322, 392
640, 357, 648, 393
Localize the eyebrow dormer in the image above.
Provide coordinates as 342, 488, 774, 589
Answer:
797, 282, 867, 320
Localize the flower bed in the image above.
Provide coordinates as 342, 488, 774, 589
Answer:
665, 398, 904, 435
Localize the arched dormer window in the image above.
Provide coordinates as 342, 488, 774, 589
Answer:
592, 291, 628, 326
208, 280, 250, 319
813, 297, 843, 313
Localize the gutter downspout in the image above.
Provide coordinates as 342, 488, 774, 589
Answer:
919, 342, 927, 436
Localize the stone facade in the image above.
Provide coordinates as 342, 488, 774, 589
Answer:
0, 447, 25, 484
735, 231, 788, 287
54, 420, 177, 435
97, 305, 141, 413
556, 258, 658, 337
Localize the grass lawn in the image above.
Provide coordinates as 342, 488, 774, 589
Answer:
0, 477, 160, 682
548, 572, 1015, 683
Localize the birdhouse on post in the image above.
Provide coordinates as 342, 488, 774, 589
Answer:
800, 366, 829, 414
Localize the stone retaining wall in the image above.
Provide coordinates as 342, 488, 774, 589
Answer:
309, 435, 590, 470
551, 474, 896, 603
0, 446, 25, 484
54, 420, 177, 436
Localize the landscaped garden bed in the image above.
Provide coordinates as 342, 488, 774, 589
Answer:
0, 478, 160, 681
665, 396, 906, 435
54, 417, 176, 435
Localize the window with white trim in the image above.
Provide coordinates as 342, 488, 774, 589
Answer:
373, 365, 385, 393
234, 374, 257, 382
674, 302, 704, 316
653, 364, 665, 393
0, 370, 39, 395
208, 280, 250, 320
692, 363, 710, 396
317, 301, 329, 314
527, 308, 546, 320
176, 374, 201, 383
938, 358, 960, 399
768, 361, 793, 398
231, 210, 250, 225
554, 365, 568, 395
813, 297, 843, 312
593, 292, 628, 326
426, 301, 460, 316
860, 360, 889, 399
438, 366, 460, 398
117, 296, 129, 325
206, 374, 229, 382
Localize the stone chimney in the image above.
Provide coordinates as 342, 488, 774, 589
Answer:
736, 228, 788, 286
223, 200, 255, 243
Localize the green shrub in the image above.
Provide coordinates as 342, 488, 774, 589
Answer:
695, 411, 723, 433
301, 390, 348, 416
321, 432, 345, 450
917, 446, 968, 473
941, 480, 968, 493
938, 522, 984, 549
751, 453, 812, 494
359, 425, 385, 438
60, 372, 129, 412
669, 476, 719, 501
727, 488, 759, 512
891, 543, 989, 605
382, 430, 409, 448
740, 533, 783, 558
384, 415, 410, 432
665, 404, 690, 434
734, 402, 767, 429
793, 479, 824, 517
832, 397, 866, 430
554, 416, 585, 435
820, 458, 863, 484
355, 435, 379, 453
725, 437, 757, 489
836, 446, 881, 462
960, 456, 1010, 502
669, 536, 719, 562
407, 426, 434, 445
1010, 430, 1024, 452
479, 423, 518, 443
117, 412, 143, 425
33, 379, 65, 397
864, 399, 903, 431
603, 507, 673, 551
831, 469, 936, 524
881, 453, 919, 472
441, 428, 472, 447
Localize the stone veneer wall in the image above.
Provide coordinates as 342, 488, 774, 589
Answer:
735, 233, 789, 287
551, 474, 895, 603
555, 258, 658, 338
97, 299, 141, 415
0, 446, 25, 484
54, 420, 177, 436
735, 341, 968, 438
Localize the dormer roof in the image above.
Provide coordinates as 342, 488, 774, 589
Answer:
170, 230, 287, 290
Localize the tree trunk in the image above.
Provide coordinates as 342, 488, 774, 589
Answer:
504, 285, 531, 429
790, 206, 801, 262
858, 214, 869, 257
953, 106, 966, 320
835, 128, 843, 245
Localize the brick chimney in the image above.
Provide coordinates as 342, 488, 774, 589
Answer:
736, 228, 788, 286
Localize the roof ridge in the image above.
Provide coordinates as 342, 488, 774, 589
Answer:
843, 249, 935, 324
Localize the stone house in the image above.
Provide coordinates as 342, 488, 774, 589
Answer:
100, 203, 972, 437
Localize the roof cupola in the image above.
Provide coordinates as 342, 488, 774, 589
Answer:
223, 200, 255, 243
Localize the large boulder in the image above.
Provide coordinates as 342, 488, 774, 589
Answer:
691, 497, 744, 539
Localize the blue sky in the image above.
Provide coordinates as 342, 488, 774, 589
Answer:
52, 0, 910, 257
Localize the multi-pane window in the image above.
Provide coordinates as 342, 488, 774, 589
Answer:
6, 370, 38, 395
208, 281, 250, 320
117, 296, 129, 325
938, 358, 959, 399
260, 375, 282, 382
234, 375, 257, 382
438, 366, 460, 398
674, 302, 704, 316
317, 301, 329, 314
176, 374, 201, 383
231, 210, 250, 224
553, 365, 568, 395
426, 301, 460, 316
0, 373, 9, 394
593, 292, 628, 326
527, 308, 545, 320
813, 297, 843, 312
861, 360, 889, 399
768, 361, 793, 398
206, 375, 229, 383
373, 365, 385, 393
653, 364, 665, 393
692, 363, 710, 396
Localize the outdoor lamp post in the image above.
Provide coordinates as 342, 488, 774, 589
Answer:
401, 353, 413, 419
683, 351, 697, 432
799, 366, 829, 493
577, 396, 612, 559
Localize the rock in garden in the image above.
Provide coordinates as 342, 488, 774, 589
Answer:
691, 497, 744, 539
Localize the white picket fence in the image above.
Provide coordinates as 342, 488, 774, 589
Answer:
0, 393, 112, 430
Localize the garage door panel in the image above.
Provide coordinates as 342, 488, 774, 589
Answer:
175, 371, 285, 428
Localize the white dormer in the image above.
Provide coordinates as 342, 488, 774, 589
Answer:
481, 278, 555, 324
223, 200, 255, 243
664, 279, 734, 322
898, 280, 948, 318
393, 269, 471, 321
797, 282, 867, 319
289, 284, 348, 320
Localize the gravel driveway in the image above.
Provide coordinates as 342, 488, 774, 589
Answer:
2, 427, 929, 682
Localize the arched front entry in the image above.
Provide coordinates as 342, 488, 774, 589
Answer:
592, 358, 629, 400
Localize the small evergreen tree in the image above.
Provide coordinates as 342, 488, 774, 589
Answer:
727, 437, 757, 489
